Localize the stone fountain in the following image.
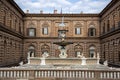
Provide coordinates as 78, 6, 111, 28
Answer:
53, 17, 73, 58
27, 17, 100, 66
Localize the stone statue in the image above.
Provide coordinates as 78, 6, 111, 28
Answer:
59, 47, 67, 58
77, 52, 83, 58
104, 60, 108, 66
40, 52, 49, 65
42, 52, 49, 58
19, 61, 23, 66
31, 51, 34, 57
81, 56, 87, 65
97, 52, 100, 59
27, 52, 30, 64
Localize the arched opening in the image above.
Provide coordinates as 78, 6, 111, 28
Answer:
41, 44, 50, 57
1, 10, 6, 25
88, 24, 96, 36
28, 45, 35, 57
74, 44, 83, 57
89, 46, 96, 58
88, 28, 96, 36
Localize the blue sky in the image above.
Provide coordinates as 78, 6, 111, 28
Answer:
14, 0, 112, 13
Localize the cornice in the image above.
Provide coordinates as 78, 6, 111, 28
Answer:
100, 27, 120, 39
25, 14, 99, 17
99, 0, 119, 17
24, 36, 99, 40
8, 0, 25, 16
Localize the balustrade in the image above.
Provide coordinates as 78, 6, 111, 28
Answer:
0, 69, 120, 80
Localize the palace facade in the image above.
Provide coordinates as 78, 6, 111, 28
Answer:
0, 0, 120, 67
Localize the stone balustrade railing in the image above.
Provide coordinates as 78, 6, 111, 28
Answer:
0, 69, 120, 80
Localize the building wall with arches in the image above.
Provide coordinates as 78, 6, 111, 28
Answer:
0, 0, 120, 67
0, 31, 23, 67
100, 0, 120, 66
23, 38, 100, 59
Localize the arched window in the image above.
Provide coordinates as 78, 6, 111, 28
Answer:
113, 15, 116, 28
89, 46, 95, 58
103, 23, 105, 34
74, 44, 83, 57
75, 23, 82, 35
118, 9, 120, 27
9, 14, 12, 28
1, 10, 6, 25
28, 28, 36, 37
75, 27, 81, 35
28, 45, 35, 57
14, 17, 17, 31
42, 27, 48, 35
27, 23, 36, 37
107, 19, 110, 32
42, 23, 49, 35
88, 28, 96, 36
41, 44, 50, 57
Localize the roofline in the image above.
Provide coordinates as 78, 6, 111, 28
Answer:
9, 0, 25, 16
8, 0, 118, 17
99, 0, 119, 16
25, 13, 99, 17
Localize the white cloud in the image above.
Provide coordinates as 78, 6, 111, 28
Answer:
14, 0, 112, 13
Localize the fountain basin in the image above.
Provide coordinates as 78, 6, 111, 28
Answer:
29, 57, 98, 65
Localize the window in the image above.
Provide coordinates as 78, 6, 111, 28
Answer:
103, 23, 105, 34
118, 9, 120, 27
1, 10, 6, 25
107, 20, 110, 32
15, 18, 17, 30
88, 28, 96, 36
89, 46, 95, 58
19, 22, 21, 33
113, 15, 115, 27
42, 27, 48, 35
28, 28, 36, 37
3, 16, 6, 25
119, 51, 120, 61
75, 27, 81, 35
